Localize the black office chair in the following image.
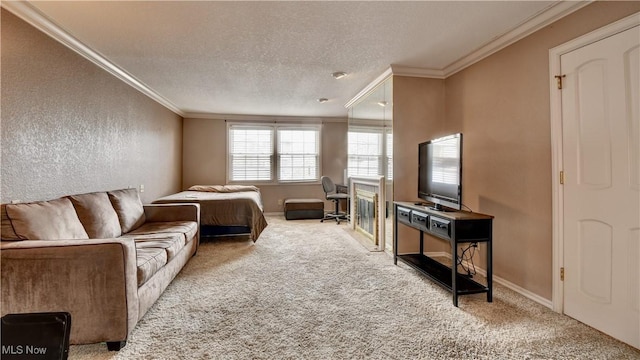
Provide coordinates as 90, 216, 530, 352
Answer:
320, 176, 349, 224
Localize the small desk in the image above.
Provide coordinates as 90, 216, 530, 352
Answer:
393, 201, 493, 307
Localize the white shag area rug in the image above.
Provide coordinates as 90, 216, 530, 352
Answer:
70, 216, 639, 359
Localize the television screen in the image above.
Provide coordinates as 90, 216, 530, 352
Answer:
418, 133, 463, 211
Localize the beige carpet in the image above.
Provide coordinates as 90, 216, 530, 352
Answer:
70, 216, 639, 359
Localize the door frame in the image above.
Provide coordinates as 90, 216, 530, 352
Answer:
549, 12, 640, 313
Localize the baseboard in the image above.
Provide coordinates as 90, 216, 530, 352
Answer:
265, 212, 285, 216
492, 274, 553, 309
424, 252, 553, 309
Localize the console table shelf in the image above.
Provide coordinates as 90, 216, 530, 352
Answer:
393, 201, 494, 306
397, 254, 488, 294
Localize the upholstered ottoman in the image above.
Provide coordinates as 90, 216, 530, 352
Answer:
284, 199, 324, 220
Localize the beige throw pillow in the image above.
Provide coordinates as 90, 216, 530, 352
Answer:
68, 191, 122, 238
108, 188, 146, 233
1, 204, 21, 241
5, 198, 89, 240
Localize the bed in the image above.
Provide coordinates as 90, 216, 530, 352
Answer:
152, 185, 268, 242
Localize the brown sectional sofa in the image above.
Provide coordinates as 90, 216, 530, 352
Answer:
0, 188, 200, 350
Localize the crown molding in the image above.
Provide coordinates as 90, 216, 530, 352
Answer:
183, 112, 347, 123
344, 67, 393, 109
2, 1, 185, 117
345, 1, 592, 109
390, 65, 446, 79
344, 65, 445, 108
5, 0, 591, 118
443, 0, 592, 77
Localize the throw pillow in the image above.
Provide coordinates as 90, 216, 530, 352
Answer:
1, 204, 21, 241
6, 198, 89, 240
68, 191, 122, 238
107, 188, 146, 233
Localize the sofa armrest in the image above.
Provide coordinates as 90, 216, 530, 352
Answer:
143, 203, 200, 223
1, 238, 139, 345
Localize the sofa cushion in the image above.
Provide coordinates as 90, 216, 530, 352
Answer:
1, 204, 21, 241
130, 234, 185, 262
136, 247, 168, 286
68, 192, 122, 238
5, 198, 89, 240
108, 189, 146, 233
127, 221, 198, 243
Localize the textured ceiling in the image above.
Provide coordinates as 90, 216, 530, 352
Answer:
24, 1, 569, 118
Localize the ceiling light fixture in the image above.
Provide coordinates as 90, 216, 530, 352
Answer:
331, 71, 347, 79
377, 101, 388, 107
317, 98, 329, 103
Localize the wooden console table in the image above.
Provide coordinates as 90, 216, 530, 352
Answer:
393, 201, 493, 306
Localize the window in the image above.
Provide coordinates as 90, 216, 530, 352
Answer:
278, 128, 319, 182
228, 123, 320, 183
347, 127, 393, 180
348, 130, 381, 177
228, 126, 273, 181
386, 131, 393, 180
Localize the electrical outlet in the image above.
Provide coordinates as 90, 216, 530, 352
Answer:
140, 184, 145, 193
277, 199, 283, 205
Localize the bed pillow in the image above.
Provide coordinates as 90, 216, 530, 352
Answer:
68, 191, 122, 238
5, 198, 89, 240
108, 188, 146, 233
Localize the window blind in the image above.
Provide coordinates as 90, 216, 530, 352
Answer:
278, 128, 319, 182
229, 126, 273, 181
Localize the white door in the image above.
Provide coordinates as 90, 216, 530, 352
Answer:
561, 25, 639, 348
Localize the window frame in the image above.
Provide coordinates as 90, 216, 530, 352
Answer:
226, 122, 322, 185
347, 125, 387, 177
276, 126, 321, 183
347, 125, 393, 181
227, 124, 275, 183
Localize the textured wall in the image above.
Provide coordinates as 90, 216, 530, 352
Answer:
392, 76, 447, 254
182, 118, 227, 187
390, 2, 640, 301
182, 118, 347, 213
1, 10, 183, 204
443, 1, 640, 300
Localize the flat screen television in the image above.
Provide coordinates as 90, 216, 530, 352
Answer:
418, 133, 463, 211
